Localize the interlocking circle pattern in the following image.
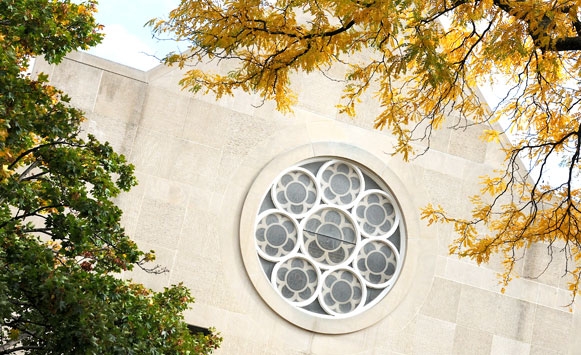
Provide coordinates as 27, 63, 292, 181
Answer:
318, 160, 364, 207
255, 211, 300, 261
353, 190, 399, 238
272, 256, 320, 306
302, 207, 358, 267
255, 158, 405, 319
354, 239, 398, 287
271, 168, 319, 218
320, 268, 365, 315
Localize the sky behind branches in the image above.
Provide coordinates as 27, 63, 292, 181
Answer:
87, 0, 180, 71
84, 1, 572, 185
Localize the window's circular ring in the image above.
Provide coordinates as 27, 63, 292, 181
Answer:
270, 167, 321, 219
271, 255, 322, 307
352, 189, 400, 239
318, 267, 367, 317
299, 205, 361, 270
353, 238, 400, 289
253, 158, 406, 320
317, 159, 365, 209
255, 209, 301, 262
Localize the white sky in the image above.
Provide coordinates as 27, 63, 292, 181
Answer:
86, 0, 181, 71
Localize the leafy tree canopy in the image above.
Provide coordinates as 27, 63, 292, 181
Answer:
0, 1, 221, 353
151, 0, 581, 299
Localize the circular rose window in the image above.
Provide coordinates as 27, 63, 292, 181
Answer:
253, 158, 405, 319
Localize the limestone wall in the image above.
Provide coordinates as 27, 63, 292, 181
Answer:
33, 51, 581, 355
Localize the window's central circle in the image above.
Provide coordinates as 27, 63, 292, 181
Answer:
367, 251, 388, 273
287, 182, 307, 203
317, 225, 341, 250
302, 207, 358, 267
287, 269, 308, 291
366, 204, 386, 225
266, 225, 287, 246
330, 174, 350, 195
332, 281, 352, 302
253, 158, 405, 319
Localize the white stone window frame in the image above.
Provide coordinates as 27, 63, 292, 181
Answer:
257, 158, 405, 319
240, 145, 419, 334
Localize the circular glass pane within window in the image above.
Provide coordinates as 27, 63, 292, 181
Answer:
254, 158, 406, 319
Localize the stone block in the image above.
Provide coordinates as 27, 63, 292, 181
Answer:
183, 99, 232, 150
529, 345, 565, 355
531, 306, 572, 353
420, 277, 462, 323
311, 331, 372, 355
502, 277, 540, 304
130, 176, 196, 251
139, 86, 190, 137
223, 111, 278, 156
421, 170, 465, 218
442, 256, 484, 288
536, 283, 559, 309
522, 242, 568, 288
48, 57, 103, 111
448, 123, 487, 163
83, 111, 137, 156
456, 285, 535, 342
94, 71, 147, 121
296, 71, 344, 118
31, 57, 55, 78
166, 139, 223, 185
380, 316, 416, 355
177, 208, 221, 262
129, 129, 178, 178
452, 326, 492, 355
134, 198, 186, 249
413, 315, 456, 354
490, 335, 530, 355
114, 170, 148, 237
272, 329, 315, 355
169, 255, 221, 306
493, 295, 535, 342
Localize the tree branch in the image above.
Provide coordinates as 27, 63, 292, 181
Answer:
553, 36, 581, 51
492, 0, 581, 51
0, 345, 43, 355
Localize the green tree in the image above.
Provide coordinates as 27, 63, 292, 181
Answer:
151, 0, 581, 299
0, 1, 221, 353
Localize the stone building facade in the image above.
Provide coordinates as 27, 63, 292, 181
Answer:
33, 51, 581, 354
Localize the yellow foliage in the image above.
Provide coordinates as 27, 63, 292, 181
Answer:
482, 129, 501, 143
9, 329, 20, 341
154, 0, 581, 300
